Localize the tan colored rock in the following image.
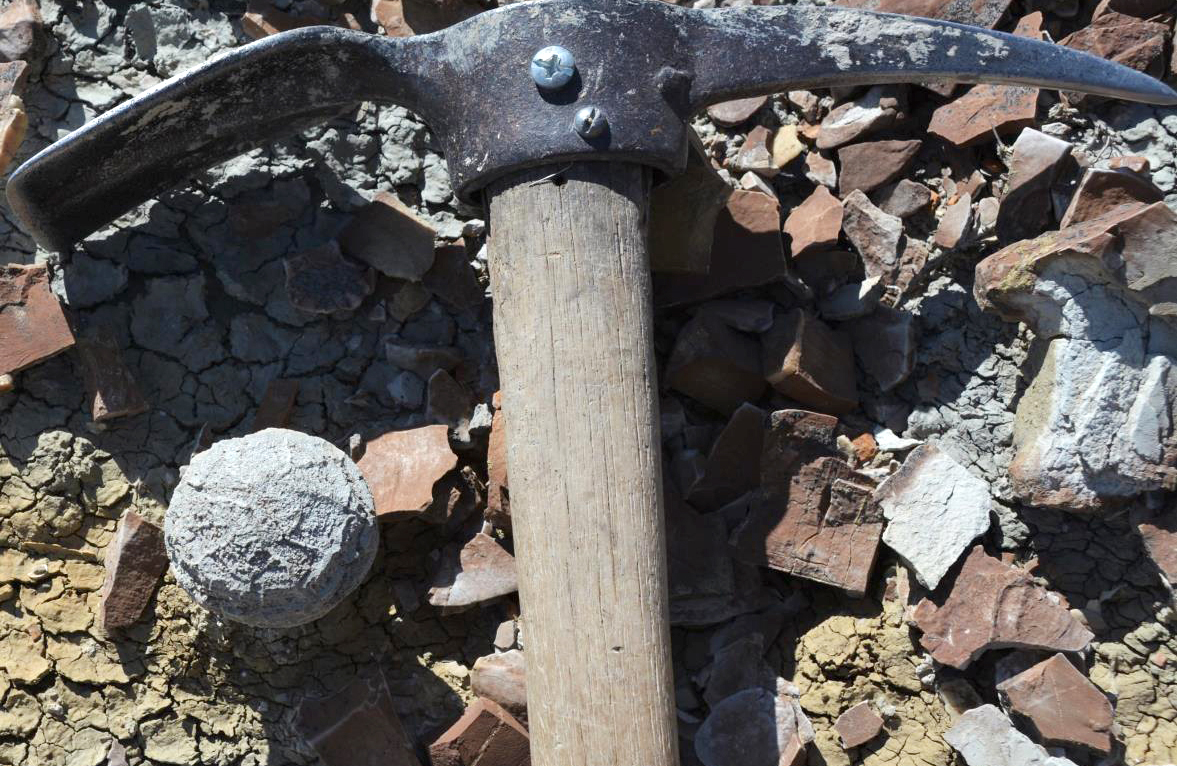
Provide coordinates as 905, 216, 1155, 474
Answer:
835, 701, 884, 748
76, 328, 149, 423
912, 546, 1094, 669
372, 0, 413, 35
0, 92, 23, 172
783, 186, 842, 258
761, 309, 857, 415
838, 139, 921, 196
429, 698, 530, 766
340, 192, 436, 281
0, 263, 75, 376
1058, 167, 1163, 228
296, 672, 422, 766
251, 378, 299, 431
98, 511, 168, 632
471, 649, 526, 717
772, 125, 806, 168
996, 653, 1114, 753
666, 311, 766, 415
284, 242, 375, 314
356, 426, 458, 518
707, 96, 767, 127
427, 532, 517, 609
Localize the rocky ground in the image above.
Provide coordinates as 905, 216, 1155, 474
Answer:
2, 0, 1177, 764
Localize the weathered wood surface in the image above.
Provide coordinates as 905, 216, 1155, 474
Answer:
487, 163, 678, 766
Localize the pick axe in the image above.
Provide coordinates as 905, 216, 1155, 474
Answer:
8, 1, 1175, 763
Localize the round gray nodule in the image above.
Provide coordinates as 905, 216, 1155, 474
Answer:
164, 428, 378, 628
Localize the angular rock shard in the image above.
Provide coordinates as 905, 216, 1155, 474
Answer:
252, 378, 299, 431
1132, 506, 1177, 602
0, 263, 75, 376
428, 532, 518, 609
876, 443, 991, 590
356, 425, 459, 518
912, 546, 1093, 669
945, 704, 1079, 766
76, 329, 149, 423
837, 139, 922, 196
1058, 167, 1164, 228
99, 511, 169, 633
761, 309, 857, 415
843, 305, 916, 392
471, 649, 527, 718
666, 311, 766, 415
650, 135, 731, 275
686, 403, 766, 512
784, 186, 843, 258
816, 86, 904, 150
996, 653, 1114, 753
340, 191, 436, 281
429, 698, 530, 766
296, 672, 422, 766
486, 396, 510, 528
995, 128, 1072, 243
842, 190, 904, 286
695, 686, 812, 766
835, 701, 884, 749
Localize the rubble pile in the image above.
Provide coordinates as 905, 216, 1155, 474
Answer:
2, 0, 1177, 764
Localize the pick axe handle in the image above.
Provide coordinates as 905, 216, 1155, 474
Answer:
486, 163, 678, 766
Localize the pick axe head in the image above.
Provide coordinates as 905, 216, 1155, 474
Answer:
8, 0, 1177, 251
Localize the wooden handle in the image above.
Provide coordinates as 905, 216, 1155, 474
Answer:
486, 163, 678, 766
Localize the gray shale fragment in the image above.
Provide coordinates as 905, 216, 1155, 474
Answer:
164, 428, 379, 628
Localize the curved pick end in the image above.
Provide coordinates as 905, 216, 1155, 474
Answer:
7, 26, 426, 252
685, 5, 1177, 113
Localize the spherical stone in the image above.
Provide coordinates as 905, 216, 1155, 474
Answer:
164, 428, 378, 628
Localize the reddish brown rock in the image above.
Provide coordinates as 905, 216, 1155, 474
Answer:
837, 139, 922, 196
783, 186, 843, 258
687, 403, 766, 512
397, 0, 483, 33
340, 192, 437, 281
761, 309, 857, 415
471, 650, 527, 718
428, 532, 518, 609
817, 86, 904, 150
486, 396, 510, 528
996, 128, 1072, 242
707, 96, 767, 127
850, 433, 877, 463
666, 311, 766, 414
1062, 11, 1169, 83
1109, 154, 1150, 173
996, 653, 1113, 753
0, 0, 43, 63
650, 136, 731, 275
76, 329, 149, 423
372, 0, 413, 36
252, 378, 299, 431
732, 125, 776, 177
654, 190, 785, 306
871, 179, 932, 219
356, 426, 458, 518
732, 411, 881, 596
835, 702, 885, 749
1133, 506, 1177, 598
1058, 167, 1164, 228
284, 242, 375, 314
834, 0, 1012, 26
242, 0, 319, 38
98, 512, 168, 633
297, 672, 422, 766
424, 242, 483, 313
842, 190, 904, 285
429, 698, 529, 766
0, 264, 75, 376
912, 546, 1094, 669
934, 193, 973, 249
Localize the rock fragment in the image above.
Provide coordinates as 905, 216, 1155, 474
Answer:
165, 429, 379, 628
76, 329, 149, 423
666, 311, 766, 414
1133, 506, 1177, 600
817, 86, 904, 150
818, 276, 883, 321
242, 0, 318, 38
835, 701, 884, 749
733, 126, 776, 176
772, 125, 806, 168
934, 193, 973, 249
394, 0, 483, 34
687, 403, 765, 512
835, 0, 1012, 27
695, 686, 813, 766
0, 60, 26, 98
486, 397, 510, 527
649, 137, 731, 274
707, 96, 766, 127
783, 186, 842, 258
297, 672, 422, 766
423, 242, 483, 313
98, 511, 168, 632
356, 425, 459, 518
912, 546, 1094, 669
761, 309, 857, 415
843, 305, 916, 391
252, 378, 299, 431
995, 128, 1072, 242
0, 264, 75, 376
0, 93, 25, 173
428, 533, 517, 609
876, 444, 991, 590
805, 152, 838, 189
837, 139, 921, 196
1062, 11, 1168, 84
871, 179, 932, 219
792, 249, 858, 297
0, 0, 43, 63
372, 0, 413, 36
944, 705, 1079, 766
842, 190, 904, 285
996, 653, 1114, 753
1058, 167, 1164, 228
429, 698, 530, 766
471, 649, 526, 717
284, 242, 375, 314
340, 192, 437, 280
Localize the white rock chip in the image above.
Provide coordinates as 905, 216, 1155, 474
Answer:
945, 705, 1078, 766
877, 443, 991, 589
165, 428, 378, 628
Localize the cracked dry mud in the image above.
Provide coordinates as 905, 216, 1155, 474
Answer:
4, 0, 1177, 765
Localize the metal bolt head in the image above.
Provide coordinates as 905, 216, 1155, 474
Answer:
573, 106, 607, 139
531, 45, 575, 90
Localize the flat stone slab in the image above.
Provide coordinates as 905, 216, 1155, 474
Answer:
0, 263, 75, 376
996, 653, 1114, 753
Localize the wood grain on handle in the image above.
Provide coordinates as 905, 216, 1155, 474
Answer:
487, 163, 678, 766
